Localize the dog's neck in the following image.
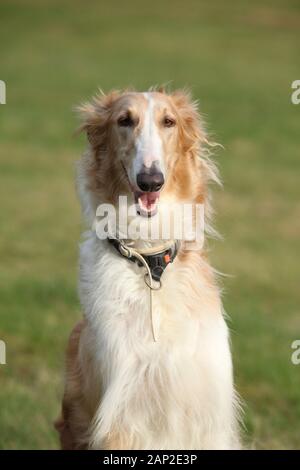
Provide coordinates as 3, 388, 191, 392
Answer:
108, 203, 177, 253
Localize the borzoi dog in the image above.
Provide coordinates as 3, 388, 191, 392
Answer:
55, 88, 241, 450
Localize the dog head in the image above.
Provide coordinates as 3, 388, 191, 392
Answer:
77, 88, 218, 240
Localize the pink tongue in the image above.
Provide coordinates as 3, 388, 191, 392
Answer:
139, 192, 159, 209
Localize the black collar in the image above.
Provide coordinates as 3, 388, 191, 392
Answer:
108, 238, 179, 282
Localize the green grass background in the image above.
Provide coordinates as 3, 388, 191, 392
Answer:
0, 0, 300, 449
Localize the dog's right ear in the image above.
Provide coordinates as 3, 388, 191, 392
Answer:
76, 90, 120, 149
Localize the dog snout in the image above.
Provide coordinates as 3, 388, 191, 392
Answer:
136, 172, 164, 192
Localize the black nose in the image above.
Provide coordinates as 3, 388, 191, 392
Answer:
136, 172, 164, 192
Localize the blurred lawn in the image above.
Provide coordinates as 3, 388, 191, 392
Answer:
0, 0, 300, 449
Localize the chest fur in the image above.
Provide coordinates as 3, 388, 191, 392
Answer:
79, 234, 235, 449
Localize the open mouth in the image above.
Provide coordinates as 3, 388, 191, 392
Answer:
134, 191, 160, 218
121, 161, 161, 218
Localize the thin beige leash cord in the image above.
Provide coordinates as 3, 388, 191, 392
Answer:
118, 243, 161, 342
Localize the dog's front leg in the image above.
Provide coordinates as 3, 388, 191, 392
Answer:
55, 320, 92, 450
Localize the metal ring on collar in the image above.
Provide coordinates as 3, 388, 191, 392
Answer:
144, 273, 162, 291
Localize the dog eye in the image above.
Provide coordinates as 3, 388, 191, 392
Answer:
118, 115, 134, 127
163, 116, 176, 128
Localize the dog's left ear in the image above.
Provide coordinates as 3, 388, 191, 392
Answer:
170, 89, 206, 155
76, 90, 120, 149
170, 89, 220, 188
